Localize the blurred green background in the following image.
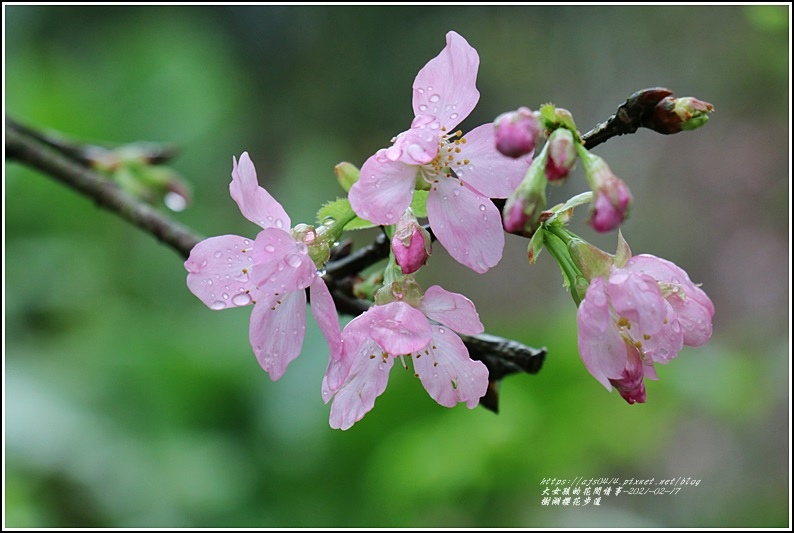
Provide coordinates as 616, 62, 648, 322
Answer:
4, 5, 790, 528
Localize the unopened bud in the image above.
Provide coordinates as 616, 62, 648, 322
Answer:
334, 162, 360, 192
494, 107, 539, 158
391, 211, 431, 274
545, 128, 577, 182
502, 157, 547, 237
648, 96, 714, 134
579, 148, 632, 233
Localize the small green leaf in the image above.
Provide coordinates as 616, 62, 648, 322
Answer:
343, 216, 377, 231
316, 198, 355, 226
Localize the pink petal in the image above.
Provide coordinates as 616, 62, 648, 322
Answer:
624, 254, 714, 346
349, 151, 418, 225
185, 234, 259, 310
577, 277, 629, 389
322, 312, 370, 402
667, 294, 713, 347
328, 338, 394, 430
230, 152, 291, 230
453, 124, 532, 198
412, 31, 480, 131
413, 325, 489, 408
365, 302, 433, 355
309, 277, 342, 362
419, 285, 484, 335
249, 289, 307, 381
607, 270, 668, 337
388, 122, 441, 165
638, 300, 684, 364
250, 228, 316, 293
426, 177, 505, 273
625, 254, 715, 316
608, 344, 647, 404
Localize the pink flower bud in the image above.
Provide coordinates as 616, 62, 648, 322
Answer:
545, 128, 577, 182
494, 107, 539, 158
580, 150, 632, 233
590, 177, 632, 232
392, 211, 432, 274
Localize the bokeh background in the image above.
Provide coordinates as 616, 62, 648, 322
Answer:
4, 5, 790, 528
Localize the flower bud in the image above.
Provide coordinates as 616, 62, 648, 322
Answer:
502, 156, 547, 237
334, 162, 360, 192
391, 211, 431, 274
579, 149, 632, 233
494, 107, 539, 158
647, 96, 714, 134
545, 128, 577, 182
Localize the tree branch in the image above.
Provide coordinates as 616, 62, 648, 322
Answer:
6, 118, 201, 258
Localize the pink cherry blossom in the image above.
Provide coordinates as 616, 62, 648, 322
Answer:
185, 152, 341, 380
322, 285, 489, 430
348, 31, 532, 273
577, 253, 714, 403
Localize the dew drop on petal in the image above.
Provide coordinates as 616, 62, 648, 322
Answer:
287, 254, 303, 268
429, 94, 440, 103
265, 244, 276, 253
222, 293, 230, 300
438, 327, 445, 334
450, 113, 459, 120
478, 204, 486, 211
232, 293, 251, 306
206, 279, 213, 286
419, 104, 427, 112
214, 250, 222, 258
453, 189, 460, 196
210, 301, 226, 310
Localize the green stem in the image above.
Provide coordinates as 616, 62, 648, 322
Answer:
542, 228, 585, 307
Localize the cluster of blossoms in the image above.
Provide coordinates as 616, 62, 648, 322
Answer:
185, 31, 715, 428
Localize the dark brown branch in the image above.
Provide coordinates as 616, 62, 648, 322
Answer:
580, 87, 713, 150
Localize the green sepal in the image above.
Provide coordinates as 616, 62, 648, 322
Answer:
409, 190, 429, 218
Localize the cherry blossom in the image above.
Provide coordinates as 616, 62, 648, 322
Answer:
322, 285, 488, 430
577, 251, 714, 403
185, 152, 341, 380
348, 31, 532, 273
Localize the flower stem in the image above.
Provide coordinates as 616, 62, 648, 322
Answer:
542, 226, 587, 307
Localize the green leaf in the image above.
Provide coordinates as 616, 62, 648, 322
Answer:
316, 198, 355, 226
343, 216, 377, 231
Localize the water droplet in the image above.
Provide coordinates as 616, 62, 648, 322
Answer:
419, 104, 427, 112
386, 211, 394, 219
164, 192, 187, 212
453, 189, 460, 196
206, 279, 213, 286
443, 195, 448, 201
214, 250, 222, 258
429, 121, 440, 130
286, 254, 302, 268
232, 292, 251, 305
265, 244, 276, 253
438, 327, 446, 334
467, 164, 475, 171
478, 204, 486, 211
482, 214, 488, 221
450, 113, 459, 120
200, 260, 208, 267
210, 301, 226, 310
275, 219, 284, 229
417, 88, 425, 94
222, 293, 230, 300
277, 263, 285, 272
429, 94, 440, 103
243, 239, 250, 246
427, 86, 433, 91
